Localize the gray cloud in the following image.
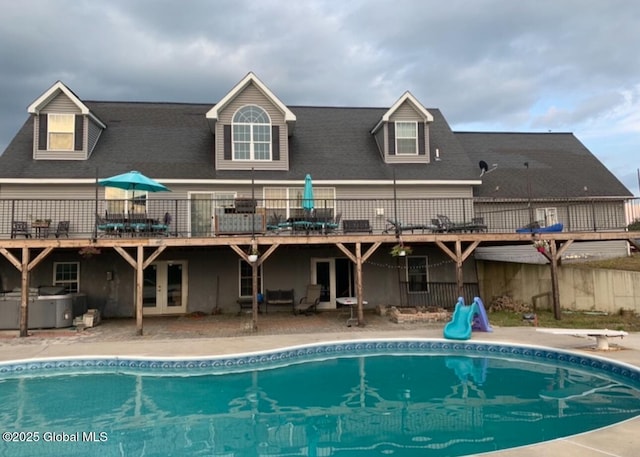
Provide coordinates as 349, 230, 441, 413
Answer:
1, 0, 639, 193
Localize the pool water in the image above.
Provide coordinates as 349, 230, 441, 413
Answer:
1, 342, 640, 456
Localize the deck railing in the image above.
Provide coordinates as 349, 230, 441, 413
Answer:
0, 196, 637, 239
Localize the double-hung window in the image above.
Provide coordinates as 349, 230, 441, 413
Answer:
396, 121, 418, 155
53, 262, 80, 293
233, 105, 271, 160
48, 113, 74, 151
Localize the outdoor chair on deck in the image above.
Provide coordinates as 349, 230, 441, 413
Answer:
96, 214, 125, 237
151, 212, 172, 236
294, 284, 322, 315
54, 220, 70, 238
383, 218, 438, 234
11, 221, 31, 238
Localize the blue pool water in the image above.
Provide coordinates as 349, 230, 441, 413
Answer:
1, 339, 640, 456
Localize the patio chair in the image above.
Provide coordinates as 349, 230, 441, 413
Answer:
10, 221, 31, 238
151, 212, 172, 236
383, 218, 437, 234
325, 212, 342, 233
54, 220, 70, 238
96, 214, 124, 237
294, 284, 322, 315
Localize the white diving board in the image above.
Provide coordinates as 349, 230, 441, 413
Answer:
536, 328, 628, 350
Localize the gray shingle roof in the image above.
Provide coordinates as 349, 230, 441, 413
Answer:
455, 132, 632, 198
0, 100, 630, 200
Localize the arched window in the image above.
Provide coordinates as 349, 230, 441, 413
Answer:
232, 105, 271, 160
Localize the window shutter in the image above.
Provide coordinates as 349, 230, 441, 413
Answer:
38, 114, 47, 150
272, 125, 280, 161
74, 115, 84, 151
418, 122, 425, 155
223, 125, 232, 160
388, 122, 395, 155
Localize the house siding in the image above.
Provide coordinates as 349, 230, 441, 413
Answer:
215, 83, 288, 171
87, 117, 103, 156
474, 199, 628, 233
33, 92, 87, 160
385, 101, 430, 164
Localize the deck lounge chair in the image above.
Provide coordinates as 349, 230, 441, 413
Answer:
294, 284, 322, 315
437, 215, 487, 233
383, 218, 438, 234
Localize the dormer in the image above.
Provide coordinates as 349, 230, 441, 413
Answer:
371, 91, 434, 164
206, 72, 296, 171
27, 81, 106, 160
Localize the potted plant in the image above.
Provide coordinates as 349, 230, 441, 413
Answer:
247, 246, 259, 263
79, 246, 101, 258
532, 240, 549, 253
390, 243, 412, 257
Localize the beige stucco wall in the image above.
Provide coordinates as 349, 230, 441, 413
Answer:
477, 260, 640, 314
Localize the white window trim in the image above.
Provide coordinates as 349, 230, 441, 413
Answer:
395, 121, 418, 155
263, 187, 336, 218
47, 113, 75, 151
232, 105, 272, 161
53, 261, 80, 293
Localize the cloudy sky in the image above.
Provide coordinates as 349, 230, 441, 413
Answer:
1, 0, 639, 194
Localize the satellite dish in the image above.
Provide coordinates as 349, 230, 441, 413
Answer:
479, 160, 498, 177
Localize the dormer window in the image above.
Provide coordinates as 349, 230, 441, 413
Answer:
48, 113, 75, 150
233, 105, 271, 160
396, 121, 418, 155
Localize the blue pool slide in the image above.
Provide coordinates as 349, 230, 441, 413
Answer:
443, 296, 492, 340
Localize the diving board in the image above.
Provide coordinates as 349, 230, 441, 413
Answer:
536, 328, 628, 350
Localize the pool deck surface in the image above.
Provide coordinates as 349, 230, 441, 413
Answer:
1, 311, 639, 456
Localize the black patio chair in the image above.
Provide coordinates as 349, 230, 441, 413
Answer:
54, 220, 70, 238
11, 221, 31, 238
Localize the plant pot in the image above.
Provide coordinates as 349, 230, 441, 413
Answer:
248, 254, 258, 263
398, 250, 407, 257
537, 247, 546, 253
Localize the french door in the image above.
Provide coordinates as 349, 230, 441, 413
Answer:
310, 258, 354, 309
142, 260, 188, 315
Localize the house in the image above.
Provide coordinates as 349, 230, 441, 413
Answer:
0, 73, 634, 325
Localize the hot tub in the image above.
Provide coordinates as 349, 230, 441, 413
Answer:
0, 287, 86, 329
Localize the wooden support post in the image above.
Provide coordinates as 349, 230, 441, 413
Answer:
455, 240, 464, 298
136, 245, 144, 335
355, 242, 364, 325
435, 240, 480, 300
252, 261, 258, 331
549, 240, 562, 320
19, 247, 29, 338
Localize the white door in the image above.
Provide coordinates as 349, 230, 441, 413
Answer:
311, 258, 335, 309
143, 260, 188, 315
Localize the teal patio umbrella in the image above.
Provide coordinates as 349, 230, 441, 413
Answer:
98, 170, 170, 193
302, 174, 314, 212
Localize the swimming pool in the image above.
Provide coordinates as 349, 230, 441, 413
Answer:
1, 339, 639, 456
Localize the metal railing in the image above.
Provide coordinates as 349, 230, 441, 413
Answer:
399, 281, 481, 309
0, 196, 637, 239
